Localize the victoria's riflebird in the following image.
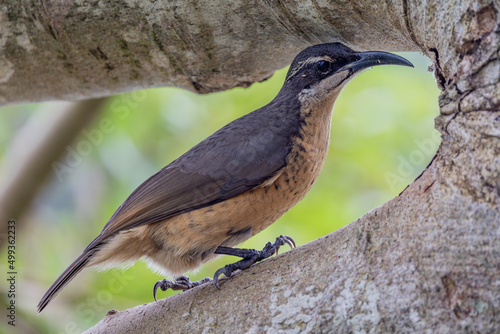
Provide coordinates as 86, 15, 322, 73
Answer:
38, 43, 412, 312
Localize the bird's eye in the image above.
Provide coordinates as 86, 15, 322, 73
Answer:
315, 60, 330, 72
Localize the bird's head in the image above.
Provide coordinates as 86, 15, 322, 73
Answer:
282, 43, 413, 104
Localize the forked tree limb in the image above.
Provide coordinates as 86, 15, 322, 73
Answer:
2, 0, 497, 332
82, 0, 499, 332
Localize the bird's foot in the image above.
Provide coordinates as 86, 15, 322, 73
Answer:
213, 235, 295, 288
153, 275, 212, 301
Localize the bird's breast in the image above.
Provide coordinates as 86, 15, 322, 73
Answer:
268, 97, 335, 213
129, 99, 336, 275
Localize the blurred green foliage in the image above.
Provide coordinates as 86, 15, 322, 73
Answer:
0, 52, 440, 333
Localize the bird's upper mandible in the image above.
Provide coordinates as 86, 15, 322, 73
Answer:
281, 43, 413, 101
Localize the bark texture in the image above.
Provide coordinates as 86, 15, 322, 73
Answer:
1, 0, 418, 105
6, 0, 497, 332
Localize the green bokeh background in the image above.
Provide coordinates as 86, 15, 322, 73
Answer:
0, 52, 440, 333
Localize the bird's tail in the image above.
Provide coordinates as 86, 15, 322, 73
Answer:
37, 248, 97, 313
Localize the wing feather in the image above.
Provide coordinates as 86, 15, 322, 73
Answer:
88, 105, 301, 247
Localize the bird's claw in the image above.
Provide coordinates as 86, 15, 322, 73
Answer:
213, 267, 232, 289
213, 235, 296, 288
274, 235, 296, 255
153, 275, 212, 301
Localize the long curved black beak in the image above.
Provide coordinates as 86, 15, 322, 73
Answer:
338, 51, 413, 74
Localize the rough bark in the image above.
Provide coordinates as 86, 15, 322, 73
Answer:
1, 0, 418, 105
5, 0, 497, 332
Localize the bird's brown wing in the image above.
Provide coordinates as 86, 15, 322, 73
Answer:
87, 108, 300, 248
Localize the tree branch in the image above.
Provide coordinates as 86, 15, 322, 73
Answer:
84, 151, 500, 333
1, 0, 418, 105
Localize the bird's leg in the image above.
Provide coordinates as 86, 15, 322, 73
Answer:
153, 275, 212, 301
213, 235, 295, 288
152, 235, 295, 300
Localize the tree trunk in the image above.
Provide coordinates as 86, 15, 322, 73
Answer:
3, 0, 498, 332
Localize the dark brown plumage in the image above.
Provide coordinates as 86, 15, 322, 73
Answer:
38, 43, 412, 312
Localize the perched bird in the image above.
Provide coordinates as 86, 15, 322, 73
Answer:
38, 43, 412, 312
